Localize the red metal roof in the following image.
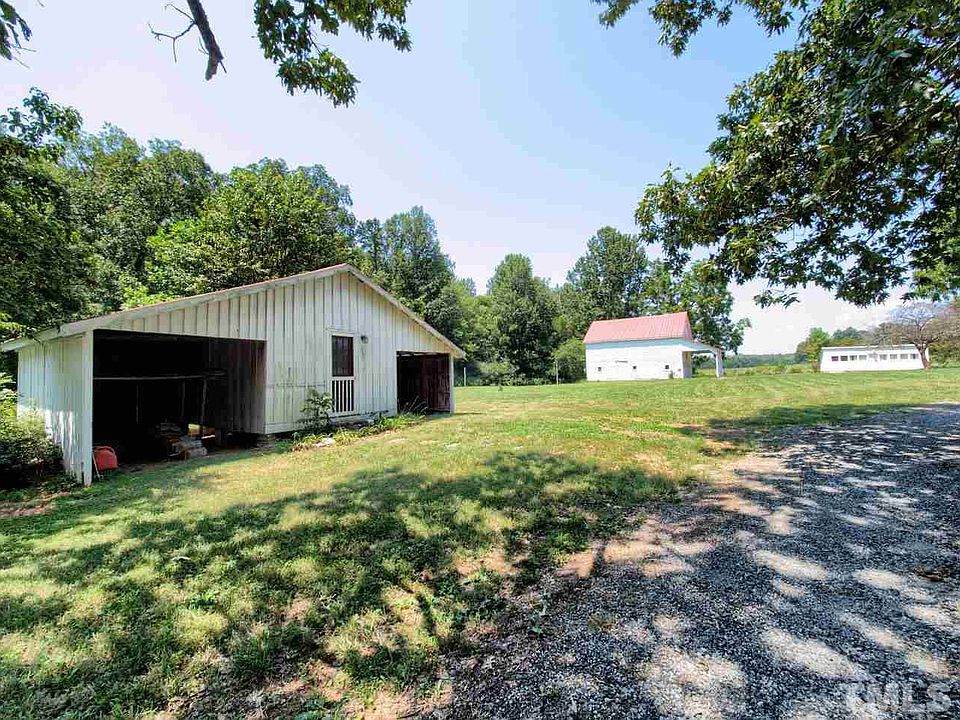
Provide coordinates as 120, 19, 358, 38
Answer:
583, 312, 694, 344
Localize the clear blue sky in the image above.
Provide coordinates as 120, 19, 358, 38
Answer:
1, 0, 899, 352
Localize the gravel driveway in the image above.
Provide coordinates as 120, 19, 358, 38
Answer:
433, 405, 960, 719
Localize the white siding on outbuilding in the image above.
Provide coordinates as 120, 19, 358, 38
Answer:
6, 265, 462, 485
586, 338, 710, 381
820, 345, 925, 373
16, 334, 92, 483
104, 269, 452, 432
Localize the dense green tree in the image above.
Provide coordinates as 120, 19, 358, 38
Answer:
929, 300, 960, 365
374, 207, 456, 325
139, 159, 355, 300
140, 220, 215, 303
463, 293, 499, 364
600, 0, 960, 304
563, 226, 650, 335
639, 261, 749, 353
2, 1, 413, 105
795, 327, 831, 369
553, 337, 586, 383
0, 89, 93, 336
354, 218, 386, 277
829, 327, 865, 345
674, 263, 750, 353
558, 227, 748, 352
424, 278, 476, 353
487, 254, 557, 379
65, 126, 216, 309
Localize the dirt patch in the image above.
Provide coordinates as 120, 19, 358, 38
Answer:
0, 491, 71, 518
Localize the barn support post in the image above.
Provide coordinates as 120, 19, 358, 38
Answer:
80, 330, 94, 486
449, 355, 456, 413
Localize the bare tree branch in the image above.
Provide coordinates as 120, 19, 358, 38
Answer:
149, 9, 194, 63
150, 1, 224, 80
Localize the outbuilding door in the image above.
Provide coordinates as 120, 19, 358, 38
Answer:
397, 353, 451, 413
330, 334, 356, 415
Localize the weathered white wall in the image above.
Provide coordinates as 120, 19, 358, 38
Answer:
14, 268, 455, 482
820, 346, 925, 373
16, 335, 89, 481
586, 339, 692, 381
101, 270, 450, 431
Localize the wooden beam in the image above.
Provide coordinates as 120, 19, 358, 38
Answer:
92, 371, 226, 381
81, 331, 94, 486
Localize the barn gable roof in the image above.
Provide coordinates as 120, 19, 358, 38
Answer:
583, 311, 694, 344
2, 264, 464, 357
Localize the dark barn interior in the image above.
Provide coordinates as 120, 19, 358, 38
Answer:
93, 330, 266, 462
396, 352, 451, 413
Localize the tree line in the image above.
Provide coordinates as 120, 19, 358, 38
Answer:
1, 89, 748, 384
2, 1, 957, 312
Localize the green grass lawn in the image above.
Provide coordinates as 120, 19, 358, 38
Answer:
2, 370, 958, 718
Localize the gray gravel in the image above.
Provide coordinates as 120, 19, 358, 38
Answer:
432, 405, 960, 719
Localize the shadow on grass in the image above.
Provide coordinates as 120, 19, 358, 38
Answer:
0, 450, 676, 718
674, 401, 941, 450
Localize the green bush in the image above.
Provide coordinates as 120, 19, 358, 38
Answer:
291, 413, 424, 451
299, 388, 333, 435
553, 337, 586, 383
0, 410, 61, 488
474, 360, 518, 386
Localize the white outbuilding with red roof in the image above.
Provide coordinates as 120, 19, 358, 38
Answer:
583, 311, 724, 381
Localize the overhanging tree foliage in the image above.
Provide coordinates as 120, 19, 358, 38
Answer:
598, 0, 960, 304
2, 1, 413, 105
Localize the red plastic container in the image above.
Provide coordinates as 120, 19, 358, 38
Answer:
93, 446, 118, 471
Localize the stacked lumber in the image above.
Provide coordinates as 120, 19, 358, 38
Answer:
170, 435, 208, 460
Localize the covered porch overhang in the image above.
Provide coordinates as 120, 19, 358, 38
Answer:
679, 339, 725, 378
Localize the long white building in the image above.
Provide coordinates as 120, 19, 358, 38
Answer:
819, 345, 925, 373
583, 312, 723, 381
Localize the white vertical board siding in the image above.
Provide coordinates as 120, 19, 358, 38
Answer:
11, 268, 457, 481
106, 268, 453, 433
15, 336, 87, 481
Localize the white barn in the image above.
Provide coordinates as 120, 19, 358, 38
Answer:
2, 263, 464, 485
583, 311, 723, 381
820, 345, 925, 373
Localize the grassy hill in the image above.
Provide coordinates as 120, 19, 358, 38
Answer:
2, 369, 958, 717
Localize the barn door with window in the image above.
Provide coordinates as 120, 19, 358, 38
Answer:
330, 334, 355, 414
